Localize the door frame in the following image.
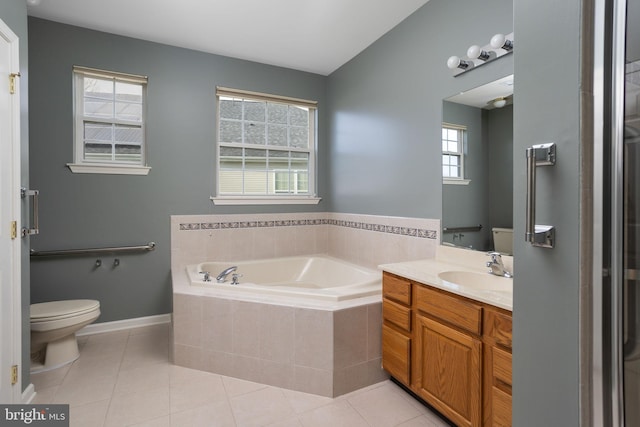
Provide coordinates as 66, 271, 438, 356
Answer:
590, 0, 627, 424
0, 16, 22, 404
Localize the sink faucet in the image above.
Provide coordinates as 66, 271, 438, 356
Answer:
486, 252, 512, 278
216, 266, 238, 283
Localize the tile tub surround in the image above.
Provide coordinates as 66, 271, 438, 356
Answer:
171, 212, 439, 271
171, 212, 438, 397
172, 293, 387, 397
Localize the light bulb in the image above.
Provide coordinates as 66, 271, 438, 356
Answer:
26, 0, 42, 6
490, 33, 513, 51
467, 45, 490, 61
467, 45, 481, 59
447, 56, 470, 70
447, 56, 461, 69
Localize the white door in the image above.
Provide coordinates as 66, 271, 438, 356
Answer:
0, 18, 21, 403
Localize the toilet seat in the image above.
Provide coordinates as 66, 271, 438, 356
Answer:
31, 300, 100, 322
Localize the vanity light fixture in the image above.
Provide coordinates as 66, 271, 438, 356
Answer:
446, 32, 514, 77
467, 45, 491, 61
490, 33, 514, 51
447, 56, 472, 70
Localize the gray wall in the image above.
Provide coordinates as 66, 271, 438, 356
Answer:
28, 18, 327, 322
487, 104, 514, 228
325, 0, 514, 217
0, 0, 30, 394
512, 0, 583, 424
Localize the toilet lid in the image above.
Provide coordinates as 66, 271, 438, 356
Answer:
31, 300, 100, 321
492, 228, 513, 233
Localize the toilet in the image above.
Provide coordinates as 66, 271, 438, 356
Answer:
30, 299, 100, 373
492, 227, 514, 255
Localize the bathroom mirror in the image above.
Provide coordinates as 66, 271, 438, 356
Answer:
441, 75, 514, 254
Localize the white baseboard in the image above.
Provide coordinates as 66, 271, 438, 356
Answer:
22, 383, 35, 404
76, 313, 172, 336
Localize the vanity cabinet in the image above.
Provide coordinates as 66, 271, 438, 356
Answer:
382, 274, 412, 384
382, 272, 512, 427
484, 309, 513, 427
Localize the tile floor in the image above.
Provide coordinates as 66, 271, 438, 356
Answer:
31, 323, 451, 427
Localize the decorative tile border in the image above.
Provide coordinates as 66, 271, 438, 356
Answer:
178, 218, 437, 239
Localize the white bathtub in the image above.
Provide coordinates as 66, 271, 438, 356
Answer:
187, 255, 381, 302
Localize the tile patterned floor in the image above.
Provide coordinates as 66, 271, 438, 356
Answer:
31, 324, 451, 427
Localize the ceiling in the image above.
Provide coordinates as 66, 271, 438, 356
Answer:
26, 0, 430, 76
445, 74, 514, 109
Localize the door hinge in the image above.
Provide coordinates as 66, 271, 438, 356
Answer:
10, 365, 17, 385
10, 221, 17, 239
9, 73, 20, 95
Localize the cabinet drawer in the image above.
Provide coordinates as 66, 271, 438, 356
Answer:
383, 298, 411, 332
492, 386, 512, 427
383, 273, 411, 305
414, 285, 482, 335
382, 324, 410, 384
493, 346, 512, 387
486, 309, 513, 349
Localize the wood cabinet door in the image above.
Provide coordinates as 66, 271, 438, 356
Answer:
382, 324, 411, 384
414, 315, 482, 427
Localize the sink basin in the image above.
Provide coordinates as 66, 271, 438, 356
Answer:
438, 271, 512, 292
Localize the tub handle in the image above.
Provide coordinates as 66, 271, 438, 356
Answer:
231, 273, 242, 285
199, 271, 211, 282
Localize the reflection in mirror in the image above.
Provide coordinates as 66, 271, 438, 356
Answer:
441, 75, 513, 254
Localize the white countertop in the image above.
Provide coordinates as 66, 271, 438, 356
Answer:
379, 246, 513, 311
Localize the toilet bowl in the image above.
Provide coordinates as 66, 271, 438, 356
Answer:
30, 299, 100, 373
492, 227, 514, 255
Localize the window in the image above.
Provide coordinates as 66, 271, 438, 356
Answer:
442, 124, 469, 185
69, 66, 150, 175
213, 87, 320, 205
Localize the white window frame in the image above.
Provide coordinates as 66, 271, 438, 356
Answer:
273, 169, 308, 194
212, 86, 321, 205
68, 66, 150, 175
442, 123, 470, 185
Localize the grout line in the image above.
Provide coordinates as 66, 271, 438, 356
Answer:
102, 328, 130, 426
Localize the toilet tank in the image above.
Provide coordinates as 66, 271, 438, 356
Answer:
492, 228, 513, 255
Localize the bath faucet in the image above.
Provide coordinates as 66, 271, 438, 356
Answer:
216, 266, 238, 283
486, 252, 512, 278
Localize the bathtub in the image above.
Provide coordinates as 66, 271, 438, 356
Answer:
187, 255, 381, 302
174, 254, 387, 397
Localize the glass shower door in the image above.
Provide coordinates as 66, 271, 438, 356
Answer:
624, 64, 640, 424
623, 2, 640, 424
